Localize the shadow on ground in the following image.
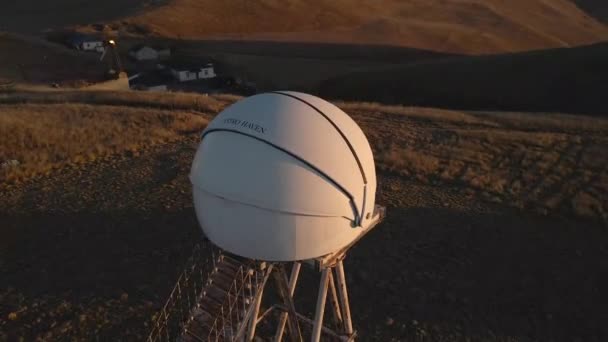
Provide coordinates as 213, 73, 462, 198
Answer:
319, 42, 608, 117
1, 205, 608, 340
1, 208, 202, 298
0, 208, 203, 340
338, 206, 608, 341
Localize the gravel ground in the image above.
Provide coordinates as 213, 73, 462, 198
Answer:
1, 131, 607, 341
1, 93, 607, 341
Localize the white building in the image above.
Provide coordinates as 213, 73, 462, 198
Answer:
170, 69, 198, 82
198, 64, 216, 79
129, 46, 171, 61
169, 63, 216, 82
82, 41, 104, 52
67, 34, 104, 52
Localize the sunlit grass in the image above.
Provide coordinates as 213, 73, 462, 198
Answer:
0, 103, 207, 182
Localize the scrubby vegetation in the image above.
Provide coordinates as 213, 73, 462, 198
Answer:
1, 90, 607, 341
0, 91, 239, 113
341, 102, 608, 222
0, 103, 207, 182
2, 91, 606, 222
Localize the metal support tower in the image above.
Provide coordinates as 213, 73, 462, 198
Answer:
148, 206, 385, 342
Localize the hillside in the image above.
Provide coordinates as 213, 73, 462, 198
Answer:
0, 33, 106, 86
1, 91, 607, 340
121, 0, 608, 54
573, 0, 608, 22
319, 42, 608, 115
1, 0, 607, 54
0, 0, 151, 33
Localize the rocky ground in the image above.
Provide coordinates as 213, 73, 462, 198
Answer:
1, 97, 608, 341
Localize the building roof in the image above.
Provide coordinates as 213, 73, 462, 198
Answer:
66, 32, 102, 45
164, 60, 214, 71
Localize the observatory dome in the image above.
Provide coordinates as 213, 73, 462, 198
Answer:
190, 91, 377, 261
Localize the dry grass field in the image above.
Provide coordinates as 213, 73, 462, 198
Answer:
0, 104, 207, 182
2, 91, 606, 223
341, 102, 608, 223
0, 90, 240, 112
1, 91, 607, 341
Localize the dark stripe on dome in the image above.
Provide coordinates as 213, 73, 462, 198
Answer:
201, 128, 361, 223
268, 91, 367, 184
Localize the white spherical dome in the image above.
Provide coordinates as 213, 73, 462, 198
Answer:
190, 91, 376, 261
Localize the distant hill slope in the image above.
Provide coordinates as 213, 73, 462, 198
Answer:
0, 0, 149, 33
1, 0, 606, 54
572, 0, 608, 22
0, 33, 105, 86
319, 42, 608, 115
120, 0, 608, 54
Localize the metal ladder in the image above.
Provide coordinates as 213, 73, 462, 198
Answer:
147, 245, 271, 342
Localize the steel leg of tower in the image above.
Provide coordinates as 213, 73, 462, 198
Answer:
275, 262, 302, 342
234, 264, 274, 342
229, 257, 357, 342
246, 279, 266, 341
335, 261, 354, 335
311, 267, 331, 342
328, 269, 344, 330
274, 265, 303, 342
273, 304, 353, 341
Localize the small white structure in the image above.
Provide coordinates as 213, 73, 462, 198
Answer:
169, 63, 216, 82
67, 34, 104, 52
170, 69, 198, 82
85, 41, 104, 52
190, 92, 378, 261
198, 64, 216, 79
129, 45, 170, 61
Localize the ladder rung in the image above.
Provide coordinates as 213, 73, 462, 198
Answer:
206, 285, 230, 304
199, 296, 222, 312
221, 255, 245, 268
217, 263, 239, 277
191, 307, 214, 322
212, 272, 239, 291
